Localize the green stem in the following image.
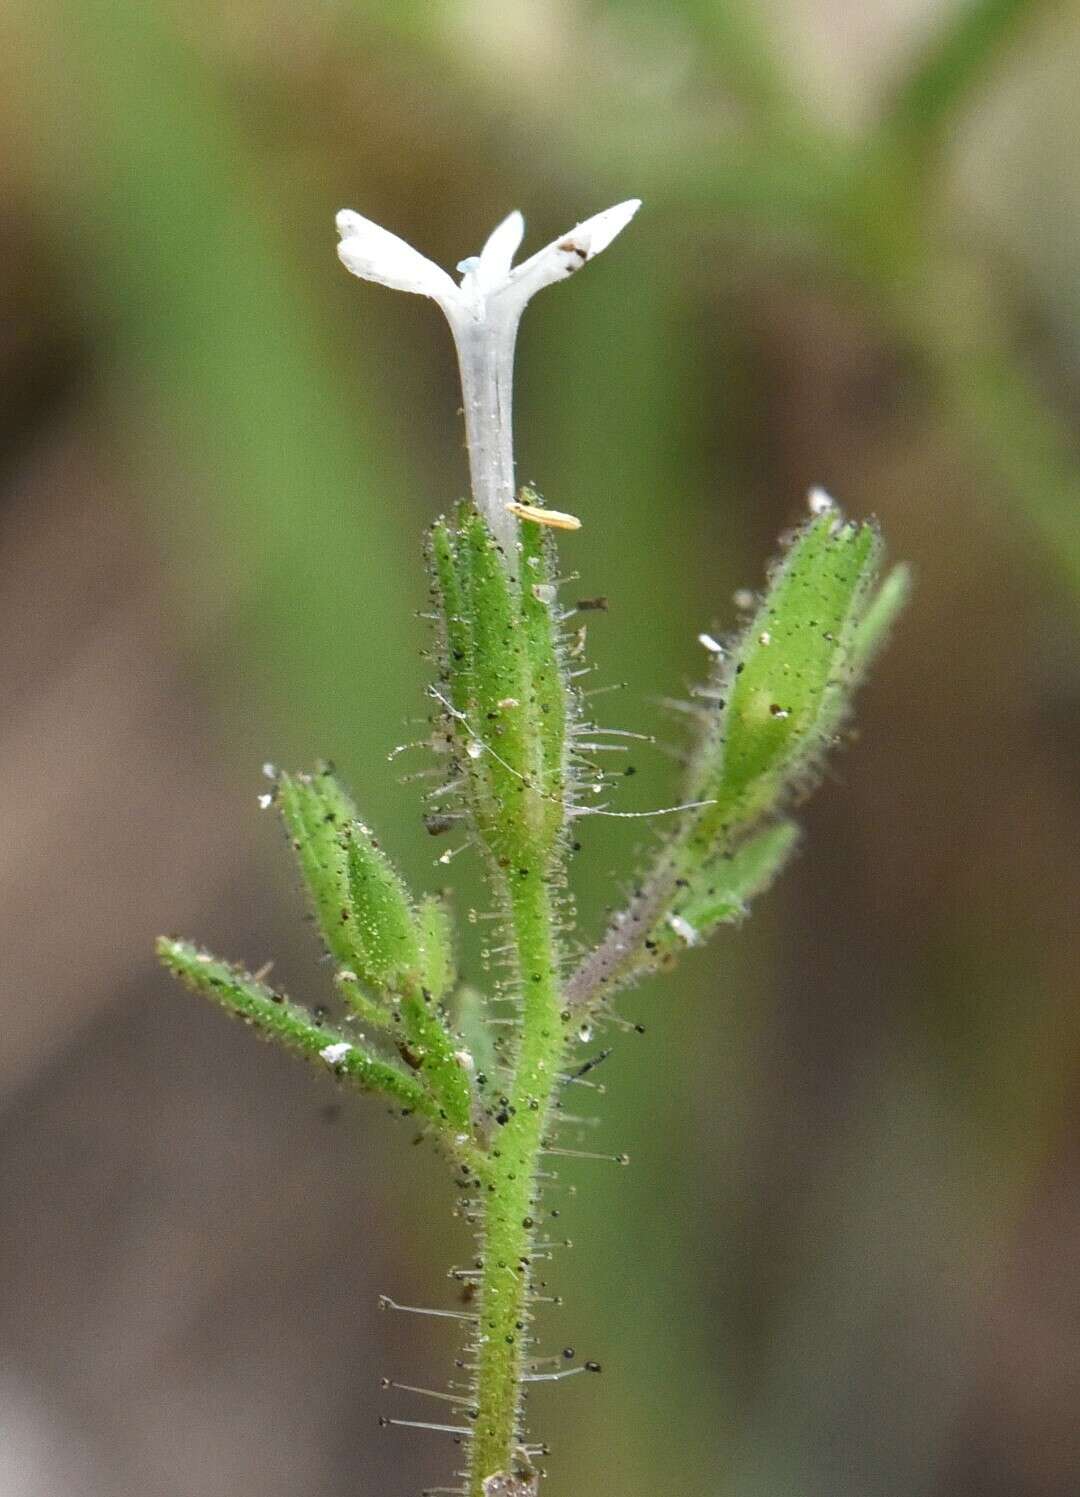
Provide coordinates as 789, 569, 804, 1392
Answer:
467, 868, 566, 1493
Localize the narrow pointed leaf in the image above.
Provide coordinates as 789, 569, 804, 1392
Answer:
462, 507, 529, 772
453, 984, 500, 1083
850, 562, 912, 675
653, 820, 801, 958
397, 983, 474, 1132
519, 509, 571, 829
277, 766, 360, 969
342, 818, 422, 989
430, 515, 474, 720
156, 937, 437, 1119
333, 970, 395, 1031
417, 893, 456, 1003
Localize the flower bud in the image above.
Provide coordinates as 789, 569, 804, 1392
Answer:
277, 766, 420, 990
688, 511, 885, 839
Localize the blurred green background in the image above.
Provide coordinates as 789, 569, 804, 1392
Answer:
1, 1, 1079, 1494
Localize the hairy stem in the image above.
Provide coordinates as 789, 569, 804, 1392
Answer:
468, 867, 566, 1492
564, 827, 706, 1013
563, 860, 675, 1013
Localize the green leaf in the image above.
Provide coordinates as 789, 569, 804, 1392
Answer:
276, 766, 360, 970
332, 971, 395, 1032
277, 765, 426, 999
323, 821, 472, 1128
342, 816, 422, 989
653, 819, 800, 959
461, 506, 530, 785
417, 893, 456, 1003
276, 769, 473, 1123
565, 509, 904, 1017
519, 507, 571, 826
429, 515, 474, 721
155, 936, 438, 1120
850, 562, 912, 676
453, 984, 500, 1084
396, 984, 474, 1133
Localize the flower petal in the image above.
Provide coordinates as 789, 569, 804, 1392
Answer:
476, 210, 525, 289
573, 198, 644, 257
335, 210, 459, 306
499, 199, 641, 309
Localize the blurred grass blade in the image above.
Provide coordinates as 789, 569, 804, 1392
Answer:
12, 0, 422, 768
881, 0, 1052, 163
675, 0, 811, 138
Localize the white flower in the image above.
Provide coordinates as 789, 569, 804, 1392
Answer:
336, 200, 641, 559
